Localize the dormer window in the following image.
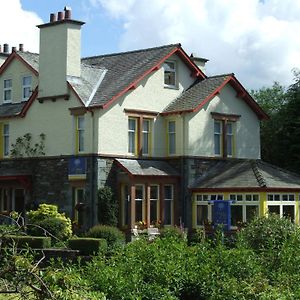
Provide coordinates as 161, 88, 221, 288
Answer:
163, 61, 176, 87
22, 76, 32, 101
3, 79, 12, 103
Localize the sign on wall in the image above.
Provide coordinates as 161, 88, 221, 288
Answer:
68, 157, 87, 179
211, 200, 232, 231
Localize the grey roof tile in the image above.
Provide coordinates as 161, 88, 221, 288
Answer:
0, 102, 26, 118
163, 74, 231, 113
190, 159, 300, 190
82, 44, 180, 106
116, 158, 180, 177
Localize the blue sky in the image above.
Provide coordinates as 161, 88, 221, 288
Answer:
1, 0, 299, 90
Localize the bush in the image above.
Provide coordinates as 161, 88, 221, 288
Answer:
27, 204, 72, 241
97, 187, 118, 226
86, 225, 125, 248
3, 235, 51, 249
160, 226, 186, 241
68, 238, 107, 255
238, 214, 296, 252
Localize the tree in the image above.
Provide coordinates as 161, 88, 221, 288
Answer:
97, 187, 118, 226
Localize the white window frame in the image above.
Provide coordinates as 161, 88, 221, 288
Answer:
163, 61, 177, 88
164, 184, 174, 226
77, 116, 85, 153
195, 194, 224, 226
22, 75, 32, 101
3, 79, 12, 103
128, 118, 137, 155
230, 194, 259, 226
267, 193, 296, 222
168, 120, 176, 155
3, 124, 9, 157
150, 185, 159, 224
135, 185, 145, 223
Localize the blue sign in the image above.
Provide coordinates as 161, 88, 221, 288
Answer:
68, 157, 87, 175
211, 200, 232, 231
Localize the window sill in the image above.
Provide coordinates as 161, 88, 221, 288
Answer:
164, 85, 179, 90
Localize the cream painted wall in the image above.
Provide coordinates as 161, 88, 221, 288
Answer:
98, 53, 195, 157
0, 59, 38, 104
39, 22, 82, 98
8, 91, 93, 157
186, 84, 261, 159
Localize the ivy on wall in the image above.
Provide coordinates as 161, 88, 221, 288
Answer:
10, 133, 46, 158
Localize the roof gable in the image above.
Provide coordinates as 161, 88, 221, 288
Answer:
162, 74, 268, 120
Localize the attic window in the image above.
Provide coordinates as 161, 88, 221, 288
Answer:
163, 61, 176, 87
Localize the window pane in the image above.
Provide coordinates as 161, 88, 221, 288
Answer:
150, 200, 157, 223
128, 119, 136, 154
227, 135, 233, 156
231, 206, 243, 226
164, 200, 172, 225
128, 119, 136, 131
4, 124, 9, 156
164, 62, 176, 86
150, 186, 158, 199
4, 79, 12, 88
197, 205, 208, 226
135, 186, 143, 199
168, 121, 176, 155
268, 205, 280, 215
23, 76, 32, 85
246, 206, 258, 222
164, 185, 173, 200
283, 205, 294, 222
142, 120, 150, 155
214, 134, 221, 155
135, 201, 143, 222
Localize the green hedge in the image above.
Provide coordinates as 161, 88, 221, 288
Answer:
2, 235, 51, 249
86, 225, 125, 248
68, 238, 107, 255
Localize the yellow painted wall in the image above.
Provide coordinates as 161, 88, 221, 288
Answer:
0, 59, 38, 104
98, 53, 195, 157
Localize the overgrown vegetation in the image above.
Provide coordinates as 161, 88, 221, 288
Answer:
2, 214, 300, 299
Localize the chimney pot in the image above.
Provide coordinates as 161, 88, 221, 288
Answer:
3, 44, 9, 53
64, 9, 71, 19
0, 45, 2, 53
50, 13, 57, 23
57, 11, 64, 21
12, 47, 16, 52
19, 44, 24, 52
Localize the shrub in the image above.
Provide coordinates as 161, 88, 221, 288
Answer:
27, 204, 72, 241
68, 238, 107, 255
97, 187, 118, 226
86, 225, 125, 248
160, 226, 186, 241
3, 235, 51, 249
238, 214, 296, 252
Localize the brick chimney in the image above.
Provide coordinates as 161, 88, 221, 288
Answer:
37, 7, 85, 100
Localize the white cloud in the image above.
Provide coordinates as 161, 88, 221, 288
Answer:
91, 0, 300, 89
0, 0, 42, 53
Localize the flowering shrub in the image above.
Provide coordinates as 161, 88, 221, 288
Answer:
27, 204, 72, 241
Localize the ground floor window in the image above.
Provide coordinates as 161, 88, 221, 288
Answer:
229, 194, 259, 226
73, 187, 85, 226
195, 194, 224, 226
267, 193, 295, 222
121, 183, 175, 227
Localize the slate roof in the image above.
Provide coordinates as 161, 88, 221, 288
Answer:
162, 74, 231, 113
190, 160, 300, 190
17, 51, 39, 72
0, 102, 27, 118
82, 44, 180, 107
115, 159, 180, 177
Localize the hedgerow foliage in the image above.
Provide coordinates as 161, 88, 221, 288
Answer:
3, 214, 300, 299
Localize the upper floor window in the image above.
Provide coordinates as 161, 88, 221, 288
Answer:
128, 116, 152, 156
212, 112, 240, 158
163, 61, 176, 87
3, 124, 9, 157
22, 76, 32, 101
3, 79, 12, 103
76, 116, 85, 153
168, 120, 176, 155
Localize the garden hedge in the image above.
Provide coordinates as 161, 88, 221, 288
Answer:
68, 237, 107, 255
